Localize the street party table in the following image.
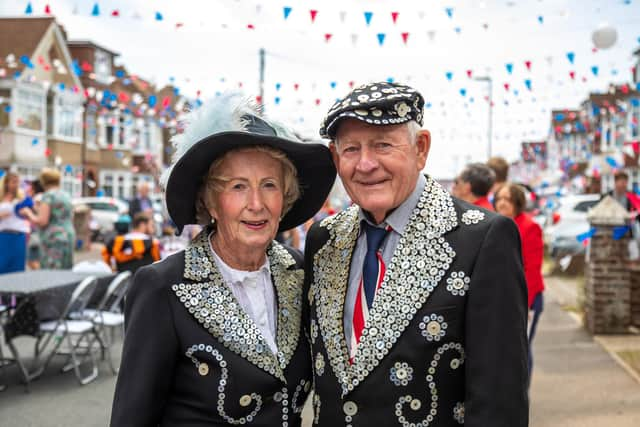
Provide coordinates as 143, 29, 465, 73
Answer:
0, 270, 114, 340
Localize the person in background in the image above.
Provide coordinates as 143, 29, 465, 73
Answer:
0, 171, 30, 273
487, 156, 509, 196
19, 168, 75, 269
25, 179, 45, 270
128, 182, 153, 218
102, 212, 160, 273
604, 170, 640, 213
494, 182, 545, 380
452, 162, 496, 210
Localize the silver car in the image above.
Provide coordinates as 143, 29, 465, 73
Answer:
72, 197, 129, 238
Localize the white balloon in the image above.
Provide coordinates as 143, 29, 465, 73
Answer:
592, 23, 617, 49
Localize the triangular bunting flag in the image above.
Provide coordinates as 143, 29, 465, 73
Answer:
25, 2, 33, 14
401, 32, 409, 45
324, 33, 332, 42
283, 7, 292, 20
377, 33, 386, 46
391, 12, 399, 24
310, 10, 318, 23
155, 11, 163, 21
91, 3, 100, 16
364, 11, 373, 26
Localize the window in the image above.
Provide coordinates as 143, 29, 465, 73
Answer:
86, 202, 119, 212
86, 104, 98, 147
0, 89, 10, 127
54, 94, 83, 140
15, 87, 45, 131
574, 201, 598, 213
94, 50, 112, 85
99, 170, 132, 199
61, 166, 82, 197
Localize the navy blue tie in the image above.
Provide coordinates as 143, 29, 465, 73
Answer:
362, 222, 389, 309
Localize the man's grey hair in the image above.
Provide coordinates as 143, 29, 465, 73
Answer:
334, 120, 422, 146
459, 163, 496, 197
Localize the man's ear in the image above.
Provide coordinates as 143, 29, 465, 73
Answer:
415, 130, 431, 169
329, 141, 340, 168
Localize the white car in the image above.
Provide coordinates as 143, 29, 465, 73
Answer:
543, 194, 601, 256
72, 197, 129, 236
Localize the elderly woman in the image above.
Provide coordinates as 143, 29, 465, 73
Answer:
20, 168, 75, 269
110, 95, 336, 426
494, 182, 545, 380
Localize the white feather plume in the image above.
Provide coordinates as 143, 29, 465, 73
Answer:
161, 92, 281, 188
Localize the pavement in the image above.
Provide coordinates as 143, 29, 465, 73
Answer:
1, 257, 640, 426
529, 276, 640, 426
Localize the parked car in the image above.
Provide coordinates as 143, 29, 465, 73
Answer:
543, 194, 601, 256
72, 197, 129, 240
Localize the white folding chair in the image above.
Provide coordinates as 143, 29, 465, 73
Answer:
0, 304, 8, 392
35, 276, 101, 385
71, 271, 131, 374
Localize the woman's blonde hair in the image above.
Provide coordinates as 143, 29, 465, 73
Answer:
39, 167, 61, 189
0, 171, 24, 201
195, 146, 301, 225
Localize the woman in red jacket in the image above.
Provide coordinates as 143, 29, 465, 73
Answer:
494, 182, 545, 380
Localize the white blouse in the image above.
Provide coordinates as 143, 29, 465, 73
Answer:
209, 235, 278, 354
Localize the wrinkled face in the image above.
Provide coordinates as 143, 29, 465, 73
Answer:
331, 119, 430, 223
209, 150, 285, 253
494, 186, 516, 218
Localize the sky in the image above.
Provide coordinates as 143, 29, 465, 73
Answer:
2, 0, 640, 179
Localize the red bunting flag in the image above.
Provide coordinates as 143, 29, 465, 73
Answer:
621, 84, 630, 94
324, 33, 332, 42
348, 81, 355, 88
238, 82, 243, 88
255, 95, 262, 104
310, 10, 318, 23
525, 60, 531, 71
315, 98, 321, 106
503, 83, 510, 91
44, 4, 51, 14
176, 23, 184, 29
111, 10, 119, 17
466, 69, 473, 78
293, 83, 299, 91
247, 24, 255, 29
569, 71, 575, 80
401, 32, 409, 45
391, 12, 399, 24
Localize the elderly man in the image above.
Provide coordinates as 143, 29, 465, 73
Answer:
128, 182, 153, 218
452, 162, 496, 211
303, 82, 528, 426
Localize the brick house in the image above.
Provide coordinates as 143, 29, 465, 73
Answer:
0, 16, 85, 194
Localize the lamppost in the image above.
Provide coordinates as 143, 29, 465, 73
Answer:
474, 76, 493, 160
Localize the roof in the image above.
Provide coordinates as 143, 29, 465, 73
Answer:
67, 40, 119, 57
0, 17, 55, 69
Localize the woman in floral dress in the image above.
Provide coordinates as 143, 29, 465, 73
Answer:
20, 168, 75, 269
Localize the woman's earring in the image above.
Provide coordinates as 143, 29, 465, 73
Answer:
210, 217, 216, 225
